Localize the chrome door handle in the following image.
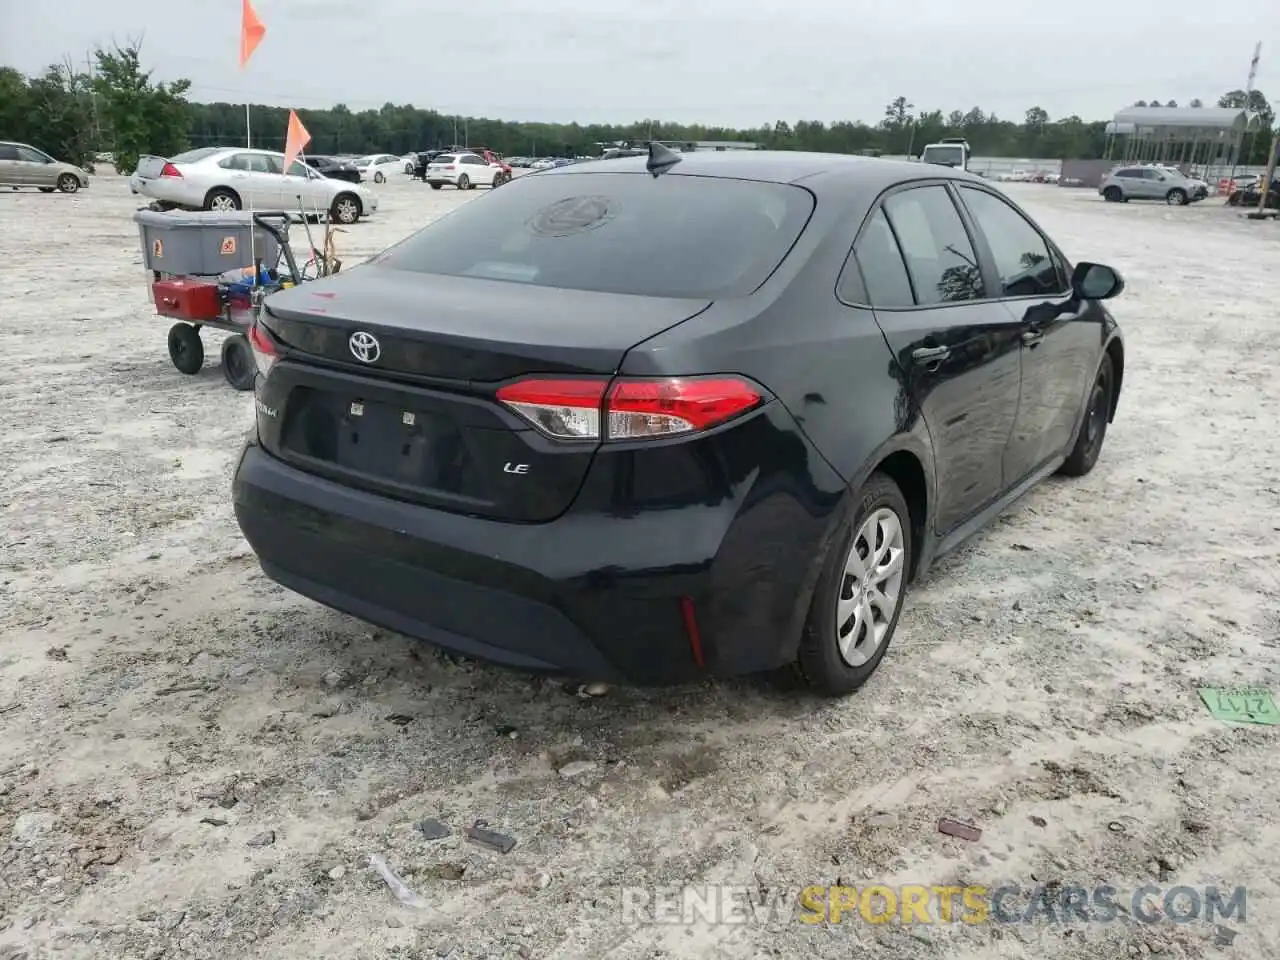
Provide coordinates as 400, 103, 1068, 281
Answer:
912, 345, 951, 363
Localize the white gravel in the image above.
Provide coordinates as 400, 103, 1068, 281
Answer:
1, 174, 1278, 960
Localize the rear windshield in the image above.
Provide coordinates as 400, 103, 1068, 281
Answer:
922, 146, 965, 166
371, 171, 815, 299
170, 147, 224, 163
432, 155, 457, 164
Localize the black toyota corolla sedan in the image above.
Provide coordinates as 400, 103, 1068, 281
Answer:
233, 147, 1125, 696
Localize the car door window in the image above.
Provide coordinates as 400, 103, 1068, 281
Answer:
957, 187, 1066, 297
882, 185, 984, 305
220, 154, 252, 171
844, 207, 916, 307
240, 154, 278, 174
0, 144, 19, 161
16, 147, 50, 163
286, 160, 311, 178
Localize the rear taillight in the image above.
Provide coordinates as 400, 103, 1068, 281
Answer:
444, 165, 455, 170
495, 376, 762, 442
247, 322, 279, 377
159, 162, 183, 178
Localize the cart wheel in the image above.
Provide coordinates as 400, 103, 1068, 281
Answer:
221, 334, 257, 391
167, 323, 204, 375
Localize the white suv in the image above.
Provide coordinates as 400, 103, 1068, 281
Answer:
424, 153, 501, 190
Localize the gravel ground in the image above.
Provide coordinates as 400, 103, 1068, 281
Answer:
1, 173, 1278, 960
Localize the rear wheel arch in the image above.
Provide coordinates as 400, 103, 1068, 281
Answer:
869, 449, 929, 583
1104, 337, 1124, 421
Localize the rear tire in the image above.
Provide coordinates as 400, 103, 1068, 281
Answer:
430, 182, 443, 190
167, 323, 204, 375
204, 188, 241, 212
220, 334, 257, 391
39, 187, 55, 194
1102, 186, 1122, 202
457, 174, 471, 190
1058, 354, 1114, 477
330, 193, 361, 224
795, 473, 912, 697
1166, 188, 1188, 206
374, 171, 386, 184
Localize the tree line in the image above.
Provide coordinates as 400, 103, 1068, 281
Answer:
2, 44, 1275, 171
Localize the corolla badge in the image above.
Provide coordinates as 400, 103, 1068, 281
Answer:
349, 330, 381, 363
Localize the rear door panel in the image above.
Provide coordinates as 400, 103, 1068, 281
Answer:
856, 183, 1022, 534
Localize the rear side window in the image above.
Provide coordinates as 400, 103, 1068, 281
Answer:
958, 187, 1066, 297
170, 147, 223, 164
846, 208, 915, 307
373, 172, 815, 299
0, 144, 18, 160
882, 186, 984, 305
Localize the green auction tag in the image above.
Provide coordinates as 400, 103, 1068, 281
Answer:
1198, 687, 1280, 725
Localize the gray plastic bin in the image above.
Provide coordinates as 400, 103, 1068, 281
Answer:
134, 209, 284, 277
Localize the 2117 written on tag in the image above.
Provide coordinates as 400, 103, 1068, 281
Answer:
1198, 687, 1280, 725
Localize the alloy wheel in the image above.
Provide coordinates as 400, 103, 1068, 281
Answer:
836, 508, 906, 667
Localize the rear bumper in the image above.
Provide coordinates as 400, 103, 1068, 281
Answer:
231, 406, 846, 684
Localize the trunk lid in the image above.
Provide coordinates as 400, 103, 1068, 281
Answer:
255, 266, 711, 522
260, 266, 710, 381
133, 155, 168, 180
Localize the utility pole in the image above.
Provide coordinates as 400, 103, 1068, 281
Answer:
83, 50, 101, 152
1235, 42, 1262, 179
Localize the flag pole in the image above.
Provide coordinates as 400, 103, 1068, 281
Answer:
239, 0, 267, 283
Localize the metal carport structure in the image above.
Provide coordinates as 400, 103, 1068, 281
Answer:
1103, 106, 1258, 175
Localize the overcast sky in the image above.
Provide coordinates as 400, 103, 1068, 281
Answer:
1, 0, 1273, 127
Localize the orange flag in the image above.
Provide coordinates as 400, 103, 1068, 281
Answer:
283, 110, 312, 171
240, 0, 266, 67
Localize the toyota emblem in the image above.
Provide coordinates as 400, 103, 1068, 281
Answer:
348, 330, 381, 364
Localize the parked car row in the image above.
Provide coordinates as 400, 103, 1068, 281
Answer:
991, 169, 1061, 184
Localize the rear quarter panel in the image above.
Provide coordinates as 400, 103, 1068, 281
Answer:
617, 177, 934, 656
618, 179, 925, 489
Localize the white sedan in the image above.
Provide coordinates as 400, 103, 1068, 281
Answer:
353, 154, 404, 183
130, 147, 377, 224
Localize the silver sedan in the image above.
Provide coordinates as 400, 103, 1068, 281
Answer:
130, 146, 378, 224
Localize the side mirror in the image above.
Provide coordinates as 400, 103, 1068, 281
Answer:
1071, 262, 1124, 300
